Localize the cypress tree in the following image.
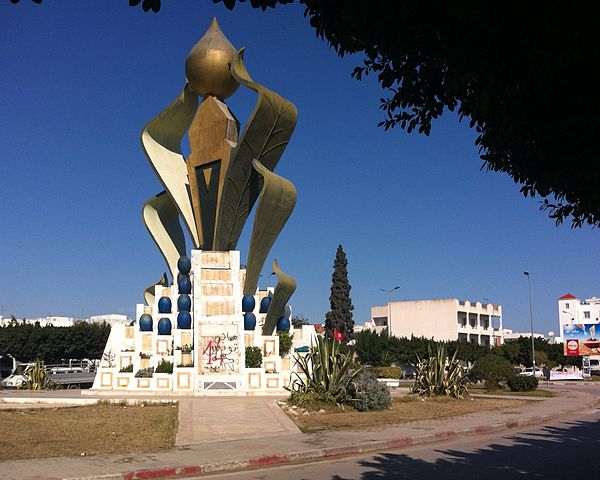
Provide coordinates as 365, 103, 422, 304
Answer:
324, 244, 354, 341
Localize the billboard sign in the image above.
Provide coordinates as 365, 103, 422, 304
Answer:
562, 323, 600, 356
549, 370, 584, 380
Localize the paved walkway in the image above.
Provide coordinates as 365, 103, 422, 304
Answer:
176, 397, 300, 445
1, 384, 599, 480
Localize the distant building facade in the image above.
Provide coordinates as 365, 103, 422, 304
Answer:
0, 314, 130, 327
557, 293, 600, 346
369, 299, 504, 347
502, 329, 546, 342
558, 293, 600, 325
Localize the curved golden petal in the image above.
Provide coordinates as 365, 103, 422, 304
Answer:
214, 49, 298, 251
263, 259, 297, 336
144, 273, 168, 306
244, 159, 296, 296
141, 84, 199, 247
142, 191, 187, 284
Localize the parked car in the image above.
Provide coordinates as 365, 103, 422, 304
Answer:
399, 364, 416, 379
0, 360, 97, 389
519, 367, 544, 378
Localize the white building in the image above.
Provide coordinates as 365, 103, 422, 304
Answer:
502, 329, 546, 342
558, 293, 600, 325
0, 315, 78, 327
370, 299, 504, 347
0, 314, 130, 327
89, 314, 130, 325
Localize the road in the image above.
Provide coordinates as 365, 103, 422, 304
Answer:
198, 401, 600, 479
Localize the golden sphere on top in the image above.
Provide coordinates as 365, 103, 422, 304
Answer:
185, 18, 240, 100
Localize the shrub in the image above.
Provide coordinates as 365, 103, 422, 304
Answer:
469, 355, 514, 391
155, 360, 173, 374
245, 346, 262, 368
411, 343, 469, 398
19, 360, 60, 390
351, 371, 391, 411
278, 331, 293, 356
367, 366, 401, 378
507, 375, 538, 392
287, 336, 361, 405
119, 364, 134, 373
289, 390, 338, 408
134, 367, 154, 378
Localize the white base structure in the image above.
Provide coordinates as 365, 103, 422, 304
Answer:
92, 250, 298, 395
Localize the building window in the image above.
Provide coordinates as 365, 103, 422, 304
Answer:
584, 311, 591, 319
565, 303, 570, 309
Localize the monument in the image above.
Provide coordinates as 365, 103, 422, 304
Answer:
92, 19, 307, 395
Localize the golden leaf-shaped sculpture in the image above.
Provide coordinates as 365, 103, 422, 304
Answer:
142, 191, 187, 284
141, 84, 199, 248
263, 259, 297, 335
214, 48, 298, 251
244, 159, 296, 296
144, 273, 169, 306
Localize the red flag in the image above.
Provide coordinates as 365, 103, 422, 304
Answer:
333, 327, 345, 342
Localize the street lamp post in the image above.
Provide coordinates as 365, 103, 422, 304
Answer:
259, 272, 275, 289
378, 286, 400, 337
379, 286, 400, 293
524, 271, 536, 373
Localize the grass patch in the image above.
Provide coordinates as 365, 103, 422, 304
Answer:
287, 396, 526, 433
0, 402, 178, 460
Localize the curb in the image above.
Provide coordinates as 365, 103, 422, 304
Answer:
61, 396, 599, 480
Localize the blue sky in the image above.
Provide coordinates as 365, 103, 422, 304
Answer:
1, 1, 598, 335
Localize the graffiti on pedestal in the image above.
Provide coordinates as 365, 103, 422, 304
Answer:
201, 325, 240, 374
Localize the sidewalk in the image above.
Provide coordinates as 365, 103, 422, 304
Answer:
1, 385, 599, 480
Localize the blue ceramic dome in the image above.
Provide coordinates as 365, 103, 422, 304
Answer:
178, 256, 192, 274
244, 312, 256, 331
177, 294, 192, 312
139, 314, 153, 332
178, 275, 191, 294
158, 296, 172, 313
157, 317, 172, 335
177, 311, 192, 329
259, 296, 271, 313
276, 316, 290, 332
242, 295, 255, 313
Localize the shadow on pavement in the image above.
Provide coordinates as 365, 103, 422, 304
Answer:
331, 416, 600, 479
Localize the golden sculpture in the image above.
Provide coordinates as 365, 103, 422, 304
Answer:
185, 18, 240, 100
140, 18, 297, 333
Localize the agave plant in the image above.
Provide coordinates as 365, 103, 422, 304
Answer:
287, 336, 362, 405
410, 343, 469, 398
19, 360, 60, 390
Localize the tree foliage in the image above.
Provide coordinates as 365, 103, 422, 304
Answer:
354, 330, 578, 369
469, 354, 514, 391
0, 321, 110, 363
291, 314, 309, 329
212, 0, 600, 228
324, 245, 354, 340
